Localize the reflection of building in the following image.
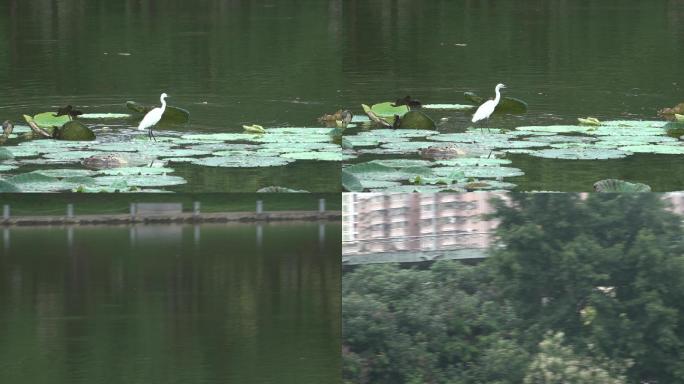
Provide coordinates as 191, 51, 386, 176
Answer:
343, 193, 506, 255
343, 193, 684, 257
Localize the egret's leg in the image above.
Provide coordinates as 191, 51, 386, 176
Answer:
149, 129, 157, 142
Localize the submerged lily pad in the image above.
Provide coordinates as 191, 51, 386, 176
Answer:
593, 179, 651, 192
191, 156, 292, 168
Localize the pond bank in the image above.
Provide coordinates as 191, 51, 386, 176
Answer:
1, 210, 341, 226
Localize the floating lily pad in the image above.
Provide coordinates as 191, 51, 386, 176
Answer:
593, 179, 651, 192
80, 113, 132, 119
374, 184, 465, 193
98, 167, 175, 176
528, 148, 631, 160
43, 151, 101, 162
360, 180, 402, 189
600, 120, 668, 128
191, 156, 292, 168
0, 164, 18, 172
33, 112, 70, 128
370, 159, 434, 168
435, 158, 512, 167
0, 148, 13, 160
351, 115, 371, 123
33, 169, 97, 178
460, 180, 517, 191
515, 125, 594, 134
357, 129, 435, 139
342, 137, 380, 149
379, 141, 437, 153
0, 180, 20, 192
433, 166, 524, 178
94, 174, 187, 187
422, 104, 475, 111
370, 102, 409, 117
618, 144, 684, 155
181, 133, 261, 141
281, 151, 350, 161
4, 172, 86, 192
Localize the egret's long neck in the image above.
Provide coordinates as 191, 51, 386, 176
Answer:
160, 97, 167, 112
494, 87, 501, 104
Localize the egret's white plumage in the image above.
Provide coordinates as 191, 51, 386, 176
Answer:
138, 92, 168, 141
471, 84, 505, 123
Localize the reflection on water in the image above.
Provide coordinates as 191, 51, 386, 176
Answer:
0, 222, 341, 384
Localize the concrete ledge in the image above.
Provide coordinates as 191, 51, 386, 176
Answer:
343, 248, 488, 265
1, 211, 341, 227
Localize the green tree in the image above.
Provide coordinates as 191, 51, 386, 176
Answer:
488, 193, 684, 383
524, 332, 629, 384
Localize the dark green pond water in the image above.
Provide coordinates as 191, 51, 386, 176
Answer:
2, 1, 684, 191
0, 222, 341, 384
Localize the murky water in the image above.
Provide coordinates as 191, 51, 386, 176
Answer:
0, 222, 341, 384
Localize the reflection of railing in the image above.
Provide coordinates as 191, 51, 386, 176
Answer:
343, 231, 495, 256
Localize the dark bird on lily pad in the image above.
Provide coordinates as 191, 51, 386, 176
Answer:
54, 105, 83, 119
392, 114, 401, 129
392, 95, 422, 110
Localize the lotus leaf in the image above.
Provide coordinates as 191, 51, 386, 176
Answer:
593, 179, 651, 192
591, 126, 666, 136
98, 167, 175, 176
618, 144, 684, 155
43, 151, 101, 162
676, 114, 684, 122
370, 159, 434, 168
94, 175, 187, 187
190, 156, 293, 168
33, 112, 70, 128
461, 180, 517, 191
0, 180, 20, 192
0, 148, 13, 160
256, 186, 308, 193
342, 169, 364, 192
243, 124, 266, 134
359, 180, 402, 189
528, 148, 631, 160
370, 102, 409, 117
34, 169, 97, 178
181, 133, 261, 141
80, 113, 131, 119
436, 158, 512, 167
0, 164, 18, 172
342, 137, 379, 149
5, 172, 84, 192
357, 129, 435, 139
351, 115, 371, 123
374, 185, 465, 193
515, 125, 594, 134
397, 110, 436, 130
55, 120, 96, 141
600, 120, 668, 128
433, 166, 524, 178
281, 151, 351, 161
422, 104, 475, 111
578, 117, 601, 126
379, 141, 437, 152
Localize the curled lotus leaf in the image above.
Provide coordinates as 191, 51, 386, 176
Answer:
191, 156, 293, 168
370, 102, 409, 118
55, 121, 96, 141
397, 110, 436, 130
33, 112, 70, 128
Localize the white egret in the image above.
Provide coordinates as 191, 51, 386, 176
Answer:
471, 83, 506, 124
137, 92, 168, 141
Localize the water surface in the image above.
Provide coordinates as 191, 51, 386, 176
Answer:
0, 222, 341, 384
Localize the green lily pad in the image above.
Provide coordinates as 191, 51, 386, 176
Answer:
94, 174, 187, 187
528, 148, 632, 160
460, 180, 517, 191
0, 180, 21, 192
5, 172, 82, 192
422, 104, 475, 111
370, 159, 434, 168
374, 184, 465, 193
191, 156, 293, 168
379, 141, 437, 153
435, 158, 512, 167
618, 144, 684, 154
359, 180, 402, 189
33, 169, 97, 178
181, 133, 260, 141
281, 151, 351, 161
98, 167, 174, 176
0, 164, 18, 172
0, 148, 14, 160
515, 125, 595, 134
398, 110, 436, 130
433, 166, 524, 178
370, 102, 409, 117
342, 169, 364, 192
591, 126, 667, 137
43, 151, 101, 162
593, 179, 651, 192
342, 137, 380, 149
33, 112, 70, 128
600, 120, 668, 128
